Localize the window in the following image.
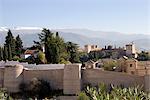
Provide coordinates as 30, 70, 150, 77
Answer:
130, 64, 132, 67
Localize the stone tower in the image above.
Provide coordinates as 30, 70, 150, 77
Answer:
84, 45, 92, 53
4, 64, 23, 92
126, 43, 137, 58
84, 44, 98, 53
63, 64, 81, 95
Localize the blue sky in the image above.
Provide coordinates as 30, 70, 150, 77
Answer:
0, 0, 149, 34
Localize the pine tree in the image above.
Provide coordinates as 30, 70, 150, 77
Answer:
5, 30, 16, 57
37, 28, 54, 63
15, 35, 23, 56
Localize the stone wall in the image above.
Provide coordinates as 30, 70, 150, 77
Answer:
23, 69, 64, 90
125, 59, 137, 75
125, 60, 150, 76
82, 69, 144, 88
63, 64, 81, 95
4, 65, 24, 92
137, 61, 150, 69
1, 63, 64, 92
0, 61, 149, 94
144, 75, 150, 92
56, 96, 77, 100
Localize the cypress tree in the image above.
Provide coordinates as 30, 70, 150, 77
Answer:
54, 32, 66, 63
0, 47, 2, 61
3, 45, 8, 61
1, 47, 4, 60
15, 35, 23, 56
8, 44, 12, 60
0, 46, 4, 60
5, 29, 16, 57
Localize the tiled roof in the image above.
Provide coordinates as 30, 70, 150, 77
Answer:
24, 50, 37, 54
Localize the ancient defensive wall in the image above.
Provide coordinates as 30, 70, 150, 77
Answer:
0, 61, 149, 94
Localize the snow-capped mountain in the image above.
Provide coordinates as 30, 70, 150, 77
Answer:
0, 27, 9, 31
0, 27, 150, 50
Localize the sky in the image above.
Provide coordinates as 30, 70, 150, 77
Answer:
0, 0, 149, 34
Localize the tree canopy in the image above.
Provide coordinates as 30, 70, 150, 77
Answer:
5, 30, 16, 58
66, 41, 80, 63
0, 30, 24, 61
137, 51, 150, 61
35, 28, 67, 63
34, 28, 81, 64
15, 35, 23, 56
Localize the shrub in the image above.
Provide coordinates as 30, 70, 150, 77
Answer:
103, 60, 118, 71
12, 56, 21, 61
19, 78, 52, 99
36, 51, 47, 64
0, 88, 12, 100
78, 83, 150, 100
78, 92, 89, 100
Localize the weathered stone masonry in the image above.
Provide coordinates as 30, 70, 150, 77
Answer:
0, 62, 149, 94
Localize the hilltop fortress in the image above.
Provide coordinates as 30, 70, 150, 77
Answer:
0, 60, 150, 95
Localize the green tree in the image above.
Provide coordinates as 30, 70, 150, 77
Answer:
36, 51, 47, 64
15, 35, 23, 56
3, 46, 8, 61
66, 41, 80, 63
137, 51, 150, 61
0, 47, 1, 61
5, 30, 16, 58
0, 47, 4, 60
35, 28, 68, 64
8, 44, 12, 60
103, 60, 118, 71
54, 32, 67, 63
35, 28, 53, 63
88, 50, 106, 61
79, 52, 89, 64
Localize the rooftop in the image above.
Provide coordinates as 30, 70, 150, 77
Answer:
25, 64, 65, 70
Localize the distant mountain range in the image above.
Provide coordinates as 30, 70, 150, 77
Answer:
0, 27, 150, 50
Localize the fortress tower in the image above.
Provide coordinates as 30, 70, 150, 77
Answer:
4, 64, 23, 92
63, 64, 81, 94
126, 43, 137, 58
84, 44, 98, 53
